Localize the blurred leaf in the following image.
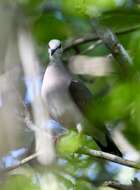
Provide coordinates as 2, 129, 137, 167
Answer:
100, 9, 140, 33
57, 131, 83, 155
123, 94, 140, 149
107, 82, 132, 119
76, 179, 95, 190
82, 135, 97, 149
0, 175, 40, 190
87, 82, 134, 123
132, 177, 140, 188
56, 174, 75, 189
123, 119, 140, 149
33, 13, 72, 44
62, 0, 121, 17
128, 30, 140, 70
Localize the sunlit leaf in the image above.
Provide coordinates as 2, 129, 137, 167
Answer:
0, 175, 40, 190
62, 0, 121, 17
57, 131, 83, 155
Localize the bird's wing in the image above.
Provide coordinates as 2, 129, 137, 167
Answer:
68, 79, 93, 114
68, 79, 123, 157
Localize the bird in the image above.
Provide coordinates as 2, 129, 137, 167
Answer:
41, 39, 122, 157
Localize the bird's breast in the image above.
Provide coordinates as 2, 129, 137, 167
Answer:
41, 67, 83, 127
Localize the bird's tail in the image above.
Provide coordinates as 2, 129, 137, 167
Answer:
93, 130, 123, 157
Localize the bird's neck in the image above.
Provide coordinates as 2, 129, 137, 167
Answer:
49, 56, 63, 66
49, 54, 62, 63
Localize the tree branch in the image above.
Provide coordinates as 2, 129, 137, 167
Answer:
82, 147, 140, 170
1, 152, 39, 173
92, 23, 132, 75
103, 180, 139, 190
64, 35, 99, 52
64, 27, 139, 52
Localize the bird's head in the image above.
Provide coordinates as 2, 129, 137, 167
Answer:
48, 39, 63, 60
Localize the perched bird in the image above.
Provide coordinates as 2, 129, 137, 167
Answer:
41, 39, 122, 157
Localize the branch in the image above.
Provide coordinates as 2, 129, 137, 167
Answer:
78, 177, 139, 190
1, 152, 39, 173
64, 35, 98, 52
68, 55, 113, 76
104, 180, 139, 190
40, 3, 61, 13
93, 23, 132, 65
81, 40, 102, 54
57, 170, 139, 190
82, 147, 140, 170
64, 27, 139, 52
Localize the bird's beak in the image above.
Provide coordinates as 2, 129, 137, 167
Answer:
51, 49, 56, 56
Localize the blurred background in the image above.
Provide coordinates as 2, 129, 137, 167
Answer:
1, 0, 140, 189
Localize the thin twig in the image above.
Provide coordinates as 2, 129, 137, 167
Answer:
93, 24, 132, 65
56, 168, 140, 190
64, 35, 98, 52
75, 177, 138, 190
82, 147, 140, 170
103, 180, 139, 190
1, 152, 39, 173
92, 23, 133, 79
81, 40, 102, 54
1, 147, 140, 174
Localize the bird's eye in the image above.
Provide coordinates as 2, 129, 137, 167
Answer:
58, 44, 61, 49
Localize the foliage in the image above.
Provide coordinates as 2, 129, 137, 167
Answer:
1, 0, 140, 189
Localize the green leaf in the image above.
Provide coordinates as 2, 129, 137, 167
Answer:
123, 93, 140, 149
1, 175, 40, 190
57, 131, 83, 155
87, 82, 134, 122
76, 179, 95, 190
33, 13, 72, 44
100, 9, 140, 33
128, 30, 140, 70
132, 178, 140, 188
62, 0, 120, 18
107, 82, 132, 119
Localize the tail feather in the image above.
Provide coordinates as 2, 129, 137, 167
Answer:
94, 132, 123, 157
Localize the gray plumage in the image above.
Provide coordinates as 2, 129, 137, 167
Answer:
41, 39, 122, 157
41, 58, 84, 127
